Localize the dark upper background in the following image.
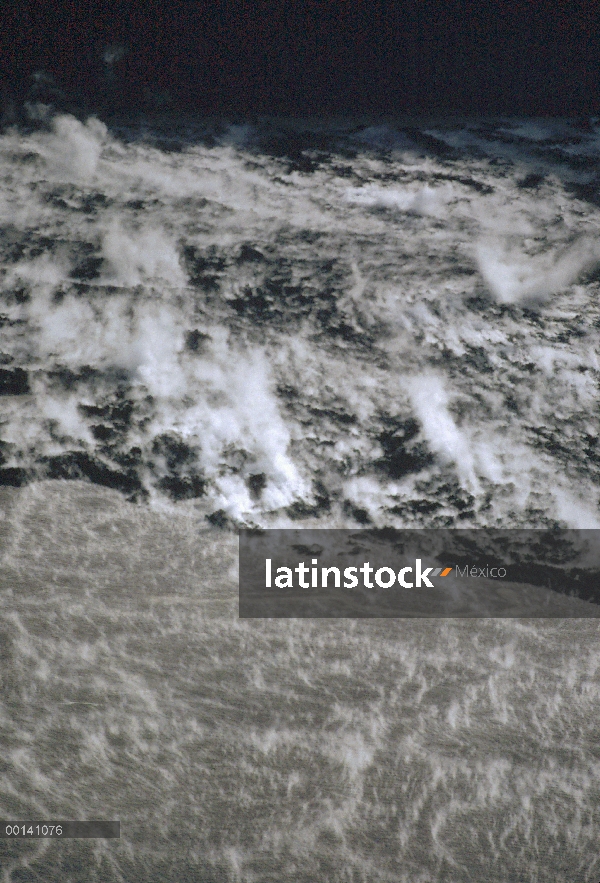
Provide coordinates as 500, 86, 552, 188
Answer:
2, 0, 600, 121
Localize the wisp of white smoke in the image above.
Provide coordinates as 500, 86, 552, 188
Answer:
476, 237, 600, 305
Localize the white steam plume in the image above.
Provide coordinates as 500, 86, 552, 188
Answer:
476, 238, 600, 306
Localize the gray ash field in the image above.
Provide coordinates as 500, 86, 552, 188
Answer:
1, 113, 600, 881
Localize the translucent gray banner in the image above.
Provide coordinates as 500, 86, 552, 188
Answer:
239, 529, 600, 618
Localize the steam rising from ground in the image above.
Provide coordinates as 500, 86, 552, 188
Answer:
476, 238, 600, 305
406, 375, 480, 494
1, 112, 600, 526
38, 115, 108, 181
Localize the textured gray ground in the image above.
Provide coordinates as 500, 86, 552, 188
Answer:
1, 482, 600, 882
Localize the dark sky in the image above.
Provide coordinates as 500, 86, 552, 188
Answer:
3, 0, 600, 117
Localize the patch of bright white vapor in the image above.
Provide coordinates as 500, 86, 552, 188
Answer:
25, 286, 305, 516
475, 238, 600, 305
345, 184, 452, 217
553, 488, 600, 529
153, 333, 308, 515
37, 392, 94, 446
36, 115, 108, 182
101, 219, 186, 287
6, 254, 67, 296
405, 375, 479, 494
